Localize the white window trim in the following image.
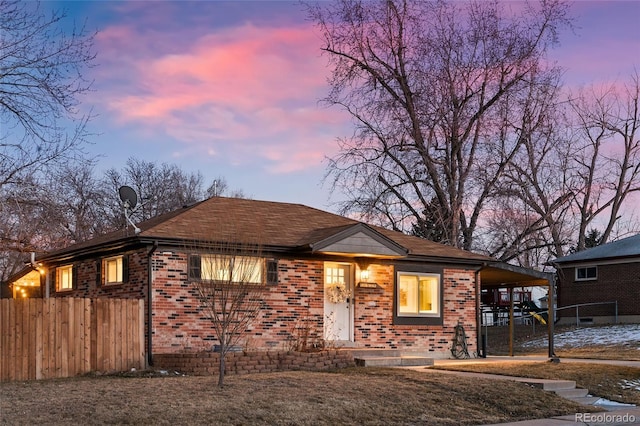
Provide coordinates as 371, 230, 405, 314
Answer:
57, 265, 73, 291
575, 265, 598, 281
104, 256, 124, 285
396, 271, 441, 317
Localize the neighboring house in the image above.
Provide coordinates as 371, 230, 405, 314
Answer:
552, 234, 640, 324
8, 197, 497, 361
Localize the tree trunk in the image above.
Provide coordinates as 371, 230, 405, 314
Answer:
218, 349, 226, 388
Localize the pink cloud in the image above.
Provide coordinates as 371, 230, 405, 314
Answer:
94, 19, 347, 173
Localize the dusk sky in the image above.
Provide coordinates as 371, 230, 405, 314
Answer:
47, 0, 639, 211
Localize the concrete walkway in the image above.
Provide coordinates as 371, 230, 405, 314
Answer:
413, 356, 640, 426
433, 355, 640, 368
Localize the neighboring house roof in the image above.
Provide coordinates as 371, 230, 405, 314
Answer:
39, 196, 491, 264
552, 233, 640, 264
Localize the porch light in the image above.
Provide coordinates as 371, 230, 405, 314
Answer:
360, 268, 370, 281
357, 267, 380, 288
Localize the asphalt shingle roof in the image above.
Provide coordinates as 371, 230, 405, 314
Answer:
42, 197, 491, 263
553, 233, 640, 264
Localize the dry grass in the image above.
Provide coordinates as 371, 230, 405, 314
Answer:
484, 324, 640, 361
556, 346, 640, 361
434, 362, 640, 405
0, 367, 594, 425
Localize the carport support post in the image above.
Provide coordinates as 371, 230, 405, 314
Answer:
548, 275, 556, 359
509, 287, 514, 357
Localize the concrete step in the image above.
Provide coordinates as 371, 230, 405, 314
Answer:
571, 396, 602, 405
554, 387, 589, 398
354, 356, 434, 367
536, 380, 576, 391
355, 357, 400, 367
352, 348, 435, 368
350, 349, 432, 358
399, 356, 435, 367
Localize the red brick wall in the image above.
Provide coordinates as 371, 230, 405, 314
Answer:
354, 265, 476, 356
558, 262, 640, 317
48, 249, 148, 300
46, 250, 478, 358
151, 255, 326, 353
151, 253, 477, 358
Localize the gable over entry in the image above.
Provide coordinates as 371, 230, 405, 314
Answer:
307, 223, 408, 259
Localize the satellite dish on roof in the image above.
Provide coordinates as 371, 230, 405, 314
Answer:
118, 186, 141, 234
118, 185, 138, 209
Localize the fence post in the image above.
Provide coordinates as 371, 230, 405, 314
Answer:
576, 305, 579, 327
615, 301, 618, 324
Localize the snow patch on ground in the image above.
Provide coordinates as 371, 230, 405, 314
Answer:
620, 379, 640, 391
593, 398, 636, 407
522, 324, 640, 349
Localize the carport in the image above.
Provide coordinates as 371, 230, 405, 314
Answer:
478, 263, 556, 359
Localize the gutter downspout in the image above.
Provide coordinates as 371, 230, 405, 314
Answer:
147, 242, 158, 367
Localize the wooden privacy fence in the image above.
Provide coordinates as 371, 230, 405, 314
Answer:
0, 298, 146, 382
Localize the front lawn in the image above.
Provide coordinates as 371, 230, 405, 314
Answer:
0, 367, 594, 425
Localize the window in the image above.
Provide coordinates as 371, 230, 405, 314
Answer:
397, 272, 440, 316
394, 269, 443, 326
576, 266, 597, 281
104, 256, 127, 285
57, 265, 74, 291
190, 255, 277, 285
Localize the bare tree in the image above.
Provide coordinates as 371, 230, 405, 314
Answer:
189, 235, 268, 387
0, 0, 95, 190
0, 162, 107, 291
42, 162, 111, 244
309, 0, 571, 250
569, 72, 640, 250
0, 0, 95, 285
103, 158, 208, 226
485, 70, 575, 263
482, 72, 640, 264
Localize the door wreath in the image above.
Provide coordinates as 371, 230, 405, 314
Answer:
327, 282, 349, 303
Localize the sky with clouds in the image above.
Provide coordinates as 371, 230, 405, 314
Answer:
46, 0, 639, 211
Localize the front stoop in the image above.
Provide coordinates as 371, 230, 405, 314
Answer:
553, 387, 589, 399
351, 349, 435, 367
532, 380, 594, 406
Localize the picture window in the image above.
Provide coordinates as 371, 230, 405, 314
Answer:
397, 272, 440, 317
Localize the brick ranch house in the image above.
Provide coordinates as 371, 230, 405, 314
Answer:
11, 197, 506, 366
552, 233, 640, 324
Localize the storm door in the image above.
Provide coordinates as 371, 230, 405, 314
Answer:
323, 263, 353, 342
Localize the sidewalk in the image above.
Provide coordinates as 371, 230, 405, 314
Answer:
433, 355, 640, 368
424, 356, 640, 426
483, 407, 640, 426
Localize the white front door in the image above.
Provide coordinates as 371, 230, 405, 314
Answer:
324, 263, 352, 342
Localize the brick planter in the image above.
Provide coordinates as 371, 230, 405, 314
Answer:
153, 350, 355, 376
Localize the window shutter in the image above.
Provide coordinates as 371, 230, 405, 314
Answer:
189, 255, 201, 280
51, 267, 57, 292
266, 259, 278, 285
72, 265, 78, 289
96, 260, 102, 287
122, 255, 129, 283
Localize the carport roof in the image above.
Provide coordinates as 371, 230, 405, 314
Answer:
480, 262, 552, 288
